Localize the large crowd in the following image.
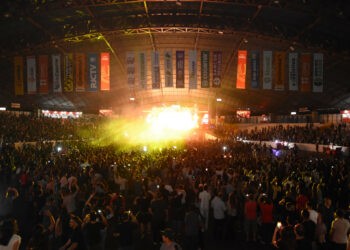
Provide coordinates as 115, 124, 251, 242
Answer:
0, 112, 349, 250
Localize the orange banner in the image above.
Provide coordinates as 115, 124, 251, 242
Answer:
236, 50, 247, 89
100, 52, 110, 91
273, 52, 286, 91
75, 53, 86, 92
38, 55, 49, 94
14, 56, 24, 96
300, 53, 312, 92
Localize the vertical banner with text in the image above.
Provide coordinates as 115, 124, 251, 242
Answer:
126, 52, 135, 87
27, 56, 37, 94
139, 52, 147, 89
164, 50, 173, 87
263, 51, 272, 89
250, 51, 259, 89
201, 51, 210, 88
176, 50, 185, 88
52, 54, 62, 93
212, 51, 222, 88
14, 56, 24, 96
75, 53, 86, 92
189, 50, 197, 89
38, 55, 49, 94
151, 51, 160, 89
100, 52, 110, 91
288, 53, 298, 91
300, 53, 311, 92
313, 53, 323, 93
64, 53, 74, 92
273, 51, 285, 91
87, 53, 99, 92
236, 50, 247, 89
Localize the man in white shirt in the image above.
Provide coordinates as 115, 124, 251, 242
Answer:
211, 191, 226, 240
330, 209, 350, 250
198, 184, 211, 231
307, 202, 318, 224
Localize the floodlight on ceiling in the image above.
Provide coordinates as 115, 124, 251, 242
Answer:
176, 0, 182, 6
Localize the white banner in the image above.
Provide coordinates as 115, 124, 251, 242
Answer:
263, 51, 272, 89
52, 54, 62, 93
313, 53, 323, 93
26, 56, 37, 94
288, 53, 298, 91
126, 52, 135, 86
164, 50, 173, 87
189, 50, 197, 89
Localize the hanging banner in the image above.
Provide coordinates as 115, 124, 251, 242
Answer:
75, 53, 86, 92
38, 55, 49, 94
52, 54, 62, 93
313, 53, 323, 93
87, 53, 99, 92
189, 50, 197, 89
151, 51, 160, 89
27, 56, 37, 94
176, 50, 185, 88
201, 51, 210, 88
164, 50, 173, 87
64, 53, 74, 92
250, 51, 259, 89
263, 51, 272, 89
139, 52, 147, 89
236, 50, 247, 89
126, 52, 135, 86
100, 52, 110, 91
288, 53, 298, 91
273, 51, 285, 91
14, 56, 24, 96
300, 53, 311, 92
213, 51, 222, 88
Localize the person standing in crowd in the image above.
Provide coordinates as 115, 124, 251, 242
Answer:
150, 191, 168, 244
198, 184, 211, 231
184, 204, 202, 250
160, 228, 182, 250
259, 195, 274, 244
211, 190, 226, 240
244, 194, 258, 242
59, 215, 85, 250
115, 211, 138, 250
294, 223, 308, 250
330, 209, 350, 250
315, 213, 327, 250
61, 183, 79, 215
0, 218, 21, 250
82, 211, 107, 250
226, 191, 238, 240
300, 209, 316, 250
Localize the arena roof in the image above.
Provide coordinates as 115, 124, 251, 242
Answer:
0, 0, 350, 115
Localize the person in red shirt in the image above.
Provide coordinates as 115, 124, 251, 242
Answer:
296, 187, 309, 212
244, 194, 258, 242
259, 195, 274, 244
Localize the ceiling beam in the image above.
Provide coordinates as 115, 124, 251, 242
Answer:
194, 0, 204, 50
83, 4, 126, 74
143, 1, 156, 51
26, 17, 66, 54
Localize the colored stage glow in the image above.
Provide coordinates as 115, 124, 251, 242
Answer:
87, 105, 199, 149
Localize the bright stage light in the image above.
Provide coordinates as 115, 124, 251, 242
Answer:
146, 105, 198, 132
